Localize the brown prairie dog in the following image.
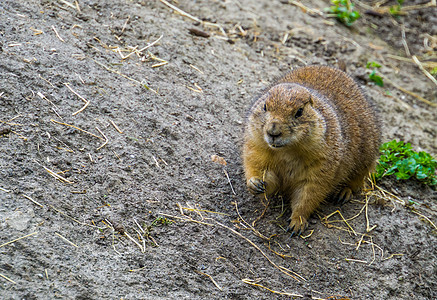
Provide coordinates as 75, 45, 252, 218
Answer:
243, 65, 382, 235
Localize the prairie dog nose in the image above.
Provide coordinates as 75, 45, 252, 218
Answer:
266, 122, 282, 137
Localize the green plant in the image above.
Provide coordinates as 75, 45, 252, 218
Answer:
375, 140, 437, 186
430, 67, 437, 78
389, 0, 404, 16
366, 61, 384, 87
326, 0, 361, 26
151, 216, 173, 226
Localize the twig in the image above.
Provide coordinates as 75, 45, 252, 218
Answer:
50, 119, 103, 140
400, 27, 437, 97
152, 155, 161, 169
181, 207, 229, 216
288, 0, 324, 16
10, 130, 28, 141
74, 0, 80, 12
124, 231, 145, 252
401, 27, 410, 57
185, 84, 203, 93
22, 194, 44, 208
411, 210, 437, 230
42, 165, 74, 184
189, 64, 204, 74
365, 195, 377, 232
185, 203, 203, 220
91, 58, 158, 94
148, 51, 169, 68
382, 253, 404, 261
242, 278, 303, 297
345, 258, 367, 263
149, 235, 159, 247
0, 273, 16, 284
300, 230, 314, 239
0, 187, 11, 193
412, 55, 437, 87
376, 0, 436, 13
152, 61, 168, 68
215, 222, 301, 282
278, 265, 307, 282
223, 169, 236, 195
48, 204, 103, 229
158, 213, 214, 226
117, 15, 130, 38
133, 227, 146, 251
64, 83, 90, 116
37, 92, 62, 119
133, 219, 145, 234
386, 54, 437, 69
101, 219, 122, 255
159, 0, 201, 22
177, 202, 184, 215
137, 35, 163, 53
369, 236, 376, 265
373, 183, 404, 205
129, 266, 148, 272
39, 74, 56, 87
322, 210, 358, 236
0, 232, 38, 248
52, 25, 65, 42
59, 0, 76, 9
110, 119, 123, 133
196, 271, 223, 291
95, 127, 108, 150
399, 0, 436, 11
234, 201, 269, 240
252, 193, 271, 227
159, 0, 226, 36
5, 115, 22, 123
120, 35, 163, 60
55, 232, 78, 248
383, 77, 437, 107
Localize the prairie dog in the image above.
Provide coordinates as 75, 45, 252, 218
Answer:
243, 65, 381, 235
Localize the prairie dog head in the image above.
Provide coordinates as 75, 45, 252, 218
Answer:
249, 83, 322, 149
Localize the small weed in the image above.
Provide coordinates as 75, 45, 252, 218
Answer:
369, 71, 384, 87
127, 136, 140, 142
366, 61, 381, 69
326, 0, 361, 26
136, 216, 173, 248
366, 61, 384, 87
375, 140, 437, 186
430, 67, 437, 78
389, 0, 404, 16
143, 216, 172, 235
152, 216, 173, 226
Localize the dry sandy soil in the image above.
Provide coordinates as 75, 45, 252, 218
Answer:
1, 0, 436, 299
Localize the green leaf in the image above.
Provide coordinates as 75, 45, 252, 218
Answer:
366, 61, 382, 69
374, 139, 437, 187
395, 171, 411, 180
369, 70, 384, 87
327, 0, 361, 26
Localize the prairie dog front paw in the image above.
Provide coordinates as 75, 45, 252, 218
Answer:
247, 177, 266, 195
246, 171, 280, 196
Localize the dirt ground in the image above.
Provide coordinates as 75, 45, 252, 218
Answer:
1, 0, 436, 299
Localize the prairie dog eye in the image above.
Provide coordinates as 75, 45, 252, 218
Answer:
263, 103, 267, 111
295, 107, 304, 118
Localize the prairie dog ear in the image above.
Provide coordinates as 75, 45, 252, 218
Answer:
308, 96, 314, 106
